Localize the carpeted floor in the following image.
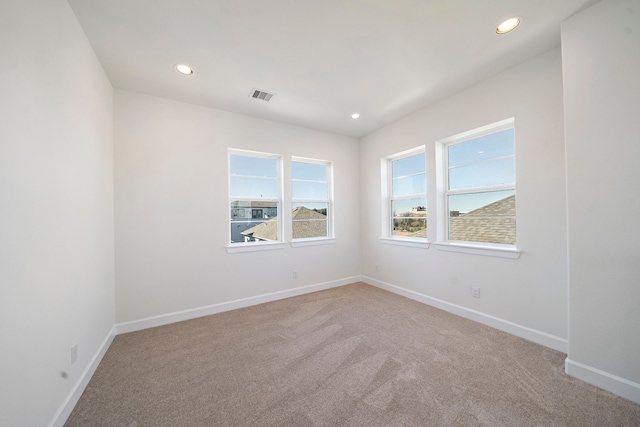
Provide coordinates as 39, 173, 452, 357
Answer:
65, 283, 640, 426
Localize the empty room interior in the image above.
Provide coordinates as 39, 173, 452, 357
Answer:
2, 0, 640, 426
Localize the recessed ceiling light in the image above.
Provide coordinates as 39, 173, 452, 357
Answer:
496, 17, 521, 34
351, 113, 360, 119
175, 64, 193, 75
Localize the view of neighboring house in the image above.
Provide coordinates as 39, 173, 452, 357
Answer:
241, 206, 328, 242
237, 196, 515, 243
449, 195, 516, 244
291, 206, 328, 239
230, 201, 278, 243
407, 227, 427, 238
393, 206, 427, 238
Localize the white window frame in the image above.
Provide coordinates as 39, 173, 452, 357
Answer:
380, 146, 429, 249
290, 157, 335, 247
434, 118, 520, 259
227, 149, 285, 253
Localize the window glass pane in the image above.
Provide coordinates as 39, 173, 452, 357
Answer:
448, 128, 514, 167
448, 157, 514, 191
230, 154, 277, 178
229, 176, 278, 199
392, 153, 425, 178
448, 191, 515, 245
292, 202, 328, 239
292, 181, 327, 199
229, 154, 279, 198
391, 198, 427, 238
292, 162, 328, 199
292, 162, 326, 181
230, 201, 279, 243
391, 153, 425, 197
392, 173, 426, 197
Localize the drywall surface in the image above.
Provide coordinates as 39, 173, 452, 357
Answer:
359, 49, 568, 342
563, 0, 640, 385
0, 0, 115, 426
114, 90, 360, 323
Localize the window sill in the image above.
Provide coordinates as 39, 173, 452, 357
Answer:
433, 242, 520, 259
379, 237, 430, 249
226, 242, 286, 254
290, 238, 336, 248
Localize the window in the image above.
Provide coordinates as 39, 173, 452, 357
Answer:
228, 150, 282, 245
383, 147, 427, 241
291, 158, 332, 240
438, 118, 516, 246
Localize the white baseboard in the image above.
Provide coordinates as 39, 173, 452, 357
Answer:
115, 276, 362, 335
565, 358, 640, 404
47, 276, 640, 426
362, 276, 568, 353
48, 325, 116, 427
49, 276, 360, 426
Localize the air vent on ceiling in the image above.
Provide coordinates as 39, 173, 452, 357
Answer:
250, 88, 274, 102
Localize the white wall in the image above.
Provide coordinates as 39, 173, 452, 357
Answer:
0, 1, 115, 426
4, 2, 638, 425
360, 48, 568, 349
114, 90, 360, 323
563, 0, 640, 402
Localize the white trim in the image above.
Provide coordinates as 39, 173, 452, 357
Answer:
291, 158, 334, 240
446, 184, 516, 196
565, 358, 640, 405
362, 276, 567, 352
50, 277, 362, 425
386, 145, 426, 161
228, 147, 282, 159
228, 149, 284, 246
291, 155, 331, 166
226, 242, 286, 253
379, 236, 430, 249
383, 146, 427, 239
290, 238, 336, 247
436, 118, 517, 247
434, 242, 520, 259
115, 276, 362, 335
437, 117, 515, 145
48, 326, 116, 427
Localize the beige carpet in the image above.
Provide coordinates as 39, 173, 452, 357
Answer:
65, 283, 640, 426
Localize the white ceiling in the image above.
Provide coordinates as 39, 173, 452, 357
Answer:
67, 0, 598, 138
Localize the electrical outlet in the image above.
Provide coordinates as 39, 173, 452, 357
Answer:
375, 263, 379, 272
293, 269, 298, 279
471, 286, 481, 298
71, 344, 78, 365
